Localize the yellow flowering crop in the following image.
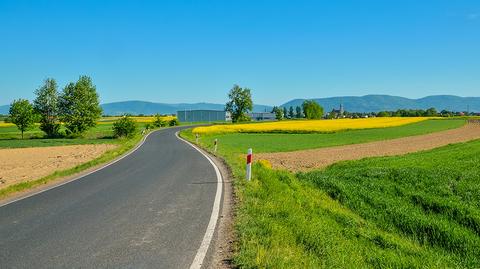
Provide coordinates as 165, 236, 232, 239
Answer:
0, 121, 14, 127
192, 117, 430, 134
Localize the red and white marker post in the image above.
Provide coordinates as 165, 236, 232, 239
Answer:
246, 148, 253, 181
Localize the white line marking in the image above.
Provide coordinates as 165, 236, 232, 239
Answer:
0, 130, 157, 207
175, 131, 223, 269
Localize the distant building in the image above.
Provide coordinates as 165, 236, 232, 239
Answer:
328, 104, 345, 119
248, 112, 276, 121
176, 110, 231, 122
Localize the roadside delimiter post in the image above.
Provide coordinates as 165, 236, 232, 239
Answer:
214, 139, 218, 153
195, 133, 199, 143
246, 148, 252, 181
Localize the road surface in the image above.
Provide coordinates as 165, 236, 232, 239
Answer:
0, 127, 220, 268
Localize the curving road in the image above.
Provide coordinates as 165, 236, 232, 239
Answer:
0, 127, 220, 268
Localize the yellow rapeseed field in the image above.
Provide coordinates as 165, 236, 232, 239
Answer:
0, 121, 14, 127
192, 117, 430, 134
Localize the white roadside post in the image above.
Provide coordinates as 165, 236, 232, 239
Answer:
246, 148, 253, 181
214, 139, 218, 153
195, 133, 199, 143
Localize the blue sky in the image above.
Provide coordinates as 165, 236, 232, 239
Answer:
0, 0, 479, 106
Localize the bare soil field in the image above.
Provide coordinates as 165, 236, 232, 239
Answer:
0, 144, 117, 189
258, 120, 480, 172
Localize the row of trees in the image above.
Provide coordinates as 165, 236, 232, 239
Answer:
272, 101, 324, 120
9, 76, 102, 138
224, 84, 326, 122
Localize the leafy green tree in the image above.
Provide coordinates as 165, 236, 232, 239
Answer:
283, 107, 288, 119
288, 106, 294, 118
34, 78, 60, 137
295, 106, 303, 118
302, 100, 324, 119
9, 99, 35, 139
272, 106, 283, 120
113, 116, 137, 138
377, 111, 390, 117
59, 76, 102, 136
424, 107, 438, 117
225, 84, 253, 123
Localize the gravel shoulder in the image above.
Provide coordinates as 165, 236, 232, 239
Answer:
258, 120, 480, 172
0, 144, 117, 190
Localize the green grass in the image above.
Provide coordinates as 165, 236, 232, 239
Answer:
195, 119, 465, 153
180, 118, 479, 268
0, 123, 117, 148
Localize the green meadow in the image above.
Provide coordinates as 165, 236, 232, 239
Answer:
181, 118, 480, 268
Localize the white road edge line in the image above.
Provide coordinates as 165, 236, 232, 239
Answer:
175, 131, 223, 269
0, 129, 158, 208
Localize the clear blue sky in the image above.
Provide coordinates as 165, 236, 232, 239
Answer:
1, 0, 479, 106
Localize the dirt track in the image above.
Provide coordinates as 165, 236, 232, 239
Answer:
258, 120, 480, 172
0, 144, 116, 189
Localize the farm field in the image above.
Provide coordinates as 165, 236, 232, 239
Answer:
0, 144, 116, 189
0, 116, 174, 148
192, 116, 430, 134
259, 120, 480, 171
189, 119, 465, 153
0, 116, 173, 198
181, 118, 480, 268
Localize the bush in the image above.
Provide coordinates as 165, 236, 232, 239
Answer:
153, 114, 167, 127
113, 116, 137, 138
169, 118, 180, 126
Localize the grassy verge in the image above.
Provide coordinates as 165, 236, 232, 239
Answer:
180, 119, 479, 268
0, 131, 146, 200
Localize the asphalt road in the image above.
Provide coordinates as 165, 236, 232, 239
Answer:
0, 127, 219, 268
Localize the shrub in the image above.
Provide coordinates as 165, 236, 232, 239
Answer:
153, 114, 167, 127
113, 116, 137, 138
169, 118, 180, 126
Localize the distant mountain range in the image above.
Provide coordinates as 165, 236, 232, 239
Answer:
1, 95, 479, 115
281, 95, 480, 113
0, 101, 271, 116
99, 101, 272, 115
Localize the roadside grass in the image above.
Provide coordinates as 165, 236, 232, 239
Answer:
0, 132, 145, 200
180, 119, 478, 268
193, 119, 465, 153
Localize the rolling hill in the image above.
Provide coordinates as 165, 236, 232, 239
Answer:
100, 101, 272, 115
281, 95, 480, 113
2, 95, 479, 115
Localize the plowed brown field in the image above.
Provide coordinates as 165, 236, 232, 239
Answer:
0, 144, 116, 189
258, 120, 480, 172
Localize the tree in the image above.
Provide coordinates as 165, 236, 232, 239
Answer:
302, 100, 324, 119
9, 99, 35, 139
34, 78, 60, 137
272, 106, 283, 120
288, 106, 295, 118
283, 107, 288, 119
424, 107, 438, 117
113, 116, 137, 138
225, 84, 253, 123
295, 106, 303, 118
59, 76, 102, 136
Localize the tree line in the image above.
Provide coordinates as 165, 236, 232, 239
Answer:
9, 76, 102, 138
